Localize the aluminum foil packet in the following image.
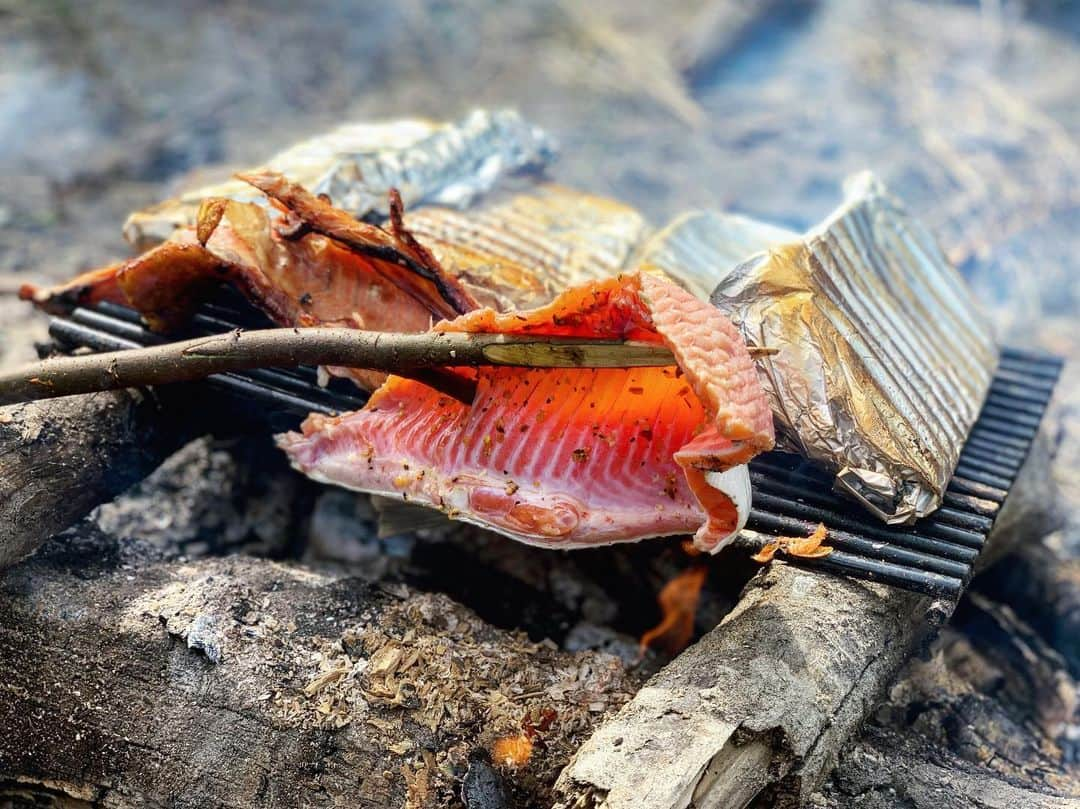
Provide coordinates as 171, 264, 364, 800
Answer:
641, 172, 998, 523
123, 108, 555, 248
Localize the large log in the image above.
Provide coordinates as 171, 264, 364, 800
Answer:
0, 527, 640, 808
554, 568, 936, 809
554, 431, 1057, 809
0, 390, 191, 569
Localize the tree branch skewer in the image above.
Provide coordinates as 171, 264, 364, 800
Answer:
0, 325, 778, 405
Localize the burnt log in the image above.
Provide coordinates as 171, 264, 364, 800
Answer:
815, 725, 1077, 809
814, 590, 1080, 808
0, 528, 640, 808
972, 541, 1080, 677
554, 431, 1058, 809
0, 390, 192, 569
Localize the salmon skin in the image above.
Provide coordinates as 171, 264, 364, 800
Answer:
279, 272, 774, 552
22, 173, 647, 344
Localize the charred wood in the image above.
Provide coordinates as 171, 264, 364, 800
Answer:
0, 390, 191, 569
554, 431, 1058, 809
814, 725, 1076, 809
973, 541, 1080, 678
0, 529, 640, 808
814, 594, 1080, 808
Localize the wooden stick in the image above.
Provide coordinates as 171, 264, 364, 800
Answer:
0, 326, 777, 405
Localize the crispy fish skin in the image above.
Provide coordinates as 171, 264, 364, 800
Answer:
23, 179, 651, 344
279, 272, 774, 552
21, 191, 471, 335
18, 262, 126, 314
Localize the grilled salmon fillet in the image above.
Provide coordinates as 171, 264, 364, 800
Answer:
23, 173, 774, 550
279, 272, 774, 552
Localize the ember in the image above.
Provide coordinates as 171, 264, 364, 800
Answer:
491, 733, 534, 769
491, 707, 557, 769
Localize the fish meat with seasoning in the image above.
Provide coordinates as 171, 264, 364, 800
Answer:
280, 271, 774, 552
18, 114, 773, 550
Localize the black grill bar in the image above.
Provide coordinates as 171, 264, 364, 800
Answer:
956, 451, 1021, 477
948, 476, 1010, 502
940, 490, 999, 518
792, 548, 964, 598
987, 381, 1054, 406
748, 481, 979, 563
747, 509, 971, 579
50, 318, 141, 352
951, 463, 1014, 492
958, 444, 1024, 472
992, 368, 1057, 393
45, 301, 1062, 599
71, 308, 167, 345
981, 395, 1055, 419
998, 354, 1063, 377
747, 455, 991, 544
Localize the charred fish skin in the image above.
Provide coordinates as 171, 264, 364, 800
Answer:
279, 272, 774, 553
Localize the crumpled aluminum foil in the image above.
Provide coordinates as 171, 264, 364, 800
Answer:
641, 172, 998, 523
123, 109, 555, 248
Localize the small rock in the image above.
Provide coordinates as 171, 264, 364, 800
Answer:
461, 753, 512, 809
186, 613, 224, 664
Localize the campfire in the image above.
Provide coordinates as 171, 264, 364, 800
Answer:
0, 51, 1074, 809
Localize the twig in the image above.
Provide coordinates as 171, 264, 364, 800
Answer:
0, 327, 777, 405
0, 328, 658, 405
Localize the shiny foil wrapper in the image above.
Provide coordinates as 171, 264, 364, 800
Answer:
123, 109, 555, 249
643, 172, 998, 523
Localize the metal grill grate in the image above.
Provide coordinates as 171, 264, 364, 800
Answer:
48, 297, 1062, 598
740, 347, 1062, 597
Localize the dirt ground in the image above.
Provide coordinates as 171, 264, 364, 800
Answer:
1, 1, 1078, 806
